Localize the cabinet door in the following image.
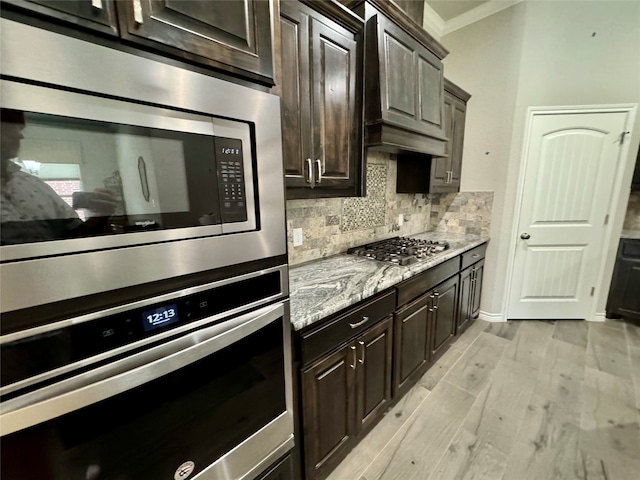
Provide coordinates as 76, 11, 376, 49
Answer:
119, 0, 274, 84
355, 316, 393, 434
374, 14, 445, 140
430, 275, 458, 360
471, 259, 484, 319
457, 266, 473, 335
279, 1, 313, 188
3, 0, 118, 35
429, 92, 453, 192
448, 97, 467, 190
393, 293, 430, 398
311, 17, 359, 191
301, 344, 356, 480
607, 241, 640, 320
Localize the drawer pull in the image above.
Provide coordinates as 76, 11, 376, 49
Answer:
472, 253, 480, 258
91, 0, 103, 9
349, 316, 369, 329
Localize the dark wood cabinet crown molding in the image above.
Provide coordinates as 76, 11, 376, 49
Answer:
339, 0, 448, 59
444, 78, 471, 102
298, 0, 364, 31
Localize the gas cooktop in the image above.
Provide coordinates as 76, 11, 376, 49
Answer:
347, 237, 450, 266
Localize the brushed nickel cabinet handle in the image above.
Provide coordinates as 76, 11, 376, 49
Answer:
349, 345, 357, 369
133, 0, 144, 24
306, 158, 313, 184
91, 0, 103, 9
472, 253, 480, 258
349, 316, 369, 329
316, 159, 323, 184
358, 341, 365, 364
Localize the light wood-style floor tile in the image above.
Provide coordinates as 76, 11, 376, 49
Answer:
484, 321, 521, 341
579, 367, 640, 469
326, 320, 640, 480
428, 427, 507, 480
360, 381, 475, 480
503, 320, 554, 371
326, 383, 431, 480
586, 322, 633, 380
443, 332, 510, 396
552, 319, 589, 349
461, 358, 537, 455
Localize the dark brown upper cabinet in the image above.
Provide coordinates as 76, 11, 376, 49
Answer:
278, 0, 364, 199
430, 79, 471, 193
396, 78, 471, 194
118, 0, 275, 85
3, 0, 119, 36
345, 0, 448, 156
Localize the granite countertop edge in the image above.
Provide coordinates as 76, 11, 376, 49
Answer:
288, 233, 489, 331
621, 229, 640, 240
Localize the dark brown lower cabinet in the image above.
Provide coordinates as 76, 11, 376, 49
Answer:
393, 293, 430, 399
393, 273, 458, 397
430, 275, 458, 361
301, 316, 393, 480
457, 258, 484, 335
606, 238, 640, 321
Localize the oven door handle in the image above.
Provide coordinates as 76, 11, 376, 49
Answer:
0, 301, 288, 436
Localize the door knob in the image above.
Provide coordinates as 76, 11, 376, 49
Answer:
520, 233, 531, 240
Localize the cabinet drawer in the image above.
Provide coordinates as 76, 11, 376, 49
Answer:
300, 289, 396, 367
461, 243, 487, 270
622, 239, 640, 259
396, 257, 458, 306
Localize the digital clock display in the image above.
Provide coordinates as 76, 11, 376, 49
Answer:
142, 303, 179, 332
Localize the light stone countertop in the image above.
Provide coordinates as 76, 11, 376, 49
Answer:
288, 232, 489, 331
621, 229, 640, 240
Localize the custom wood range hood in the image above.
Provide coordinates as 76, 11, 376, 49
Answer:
346, 0, 450, 157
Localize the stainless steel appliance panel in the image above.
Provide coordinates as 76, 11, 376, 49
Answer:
0, 19, 286, 313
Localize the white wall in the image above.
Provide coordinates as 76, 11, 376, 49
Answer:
441, 0, 640, 317
439, 2, 528, 317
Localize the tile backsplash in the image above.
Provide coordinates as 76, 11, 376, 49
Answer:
286, 151, 494, 266
624, 191, 640, 231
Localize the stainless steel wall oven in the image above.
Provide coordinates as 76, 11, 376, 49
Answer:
1, 18, 292, 480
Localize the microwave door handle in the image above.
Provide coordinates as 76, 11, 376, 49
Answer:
138, 156, 150, 202
0, 302, 286, 436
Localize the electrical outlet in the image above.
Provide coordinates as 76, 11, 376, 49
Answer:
397, 214, 404, 226
293, 228, 303, 247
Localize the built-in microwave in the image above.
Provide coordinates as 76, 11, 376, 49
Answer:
0, 19, 287, 317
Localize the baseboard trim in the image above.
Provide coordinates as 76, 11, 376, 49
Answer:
589, 313, 607, 323
478, 311, 505, 322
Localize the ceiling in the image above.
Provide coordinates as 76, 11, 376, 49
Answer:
423, 0, 522, 37
426, 1, 490, 22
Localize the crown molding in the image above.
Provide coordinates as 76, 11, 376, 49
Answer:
422, 1, 445, 39
442, 0, 524, 36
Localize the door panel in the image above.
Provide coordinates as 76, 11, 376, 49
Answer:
356, 316, 392, 433
312, 18, 357, 186
120, 0, 274, 83
508, 111, 629, 318
301, 345, 355, 478
279, 4, 312, 187
431, 276, 457, 358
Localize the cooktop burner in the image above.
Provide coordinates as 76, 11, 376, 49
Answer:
347, 237, 450, 266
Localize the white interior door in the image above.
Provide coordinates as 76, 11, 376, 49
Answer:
508, 110, 629, 319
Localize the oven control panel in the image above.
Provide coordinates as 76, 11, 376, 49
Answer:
1, 271, 281, 392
